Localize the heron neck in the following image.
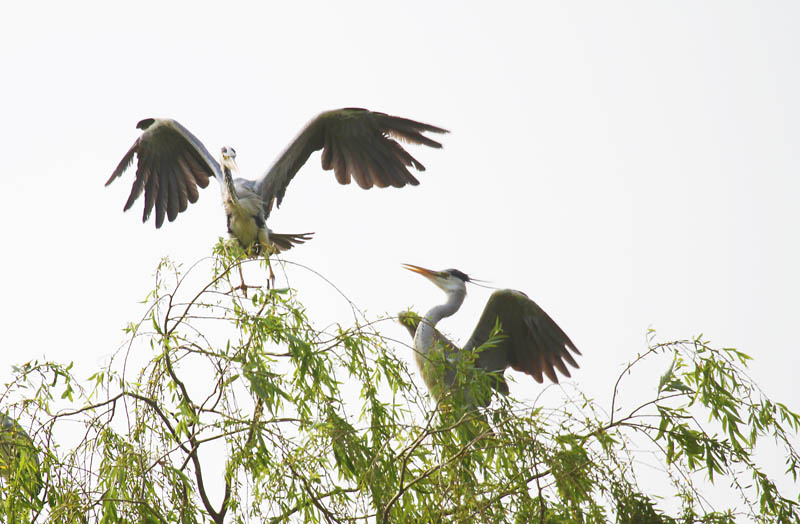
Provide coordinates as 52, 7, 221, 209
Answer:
222, 166, 238, 203
414, 288, 465, 356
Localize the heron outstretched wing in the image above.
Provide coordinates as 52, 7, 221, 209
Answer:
106, 118, 222, 228
255, 108, 448, 218
464, 289, 581, 384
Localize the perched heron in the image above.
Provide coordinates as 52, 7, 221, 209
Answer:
399, 264, 581, 409
0, 413, 42, 502
106, 108, 447, 258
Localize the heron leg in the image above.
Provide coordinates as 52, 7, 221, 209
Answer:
237, 261, 248, 298
257, 233, 277, 289
266, 257, 275, 289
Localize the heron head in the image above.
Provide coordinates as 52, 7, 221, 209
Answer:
403, 264, 469, 295
220, 146, 239, 173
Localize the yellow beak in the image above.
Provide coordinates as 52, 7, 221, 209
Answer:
402, 263, 442, 279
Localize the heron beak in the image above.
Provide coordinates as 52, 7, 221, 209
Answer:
402, 263, 442, 280
228, 157, 240, 173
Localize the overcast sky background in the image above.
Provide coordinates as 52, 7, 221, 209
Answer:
2, 0, 798, 512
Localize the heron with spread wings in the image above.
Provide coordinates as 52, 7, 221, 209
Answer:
106, 109, 447, 280
399, 264, 581, 410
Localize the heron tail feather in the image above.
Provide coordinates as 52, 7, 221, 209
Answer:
268, 231, 314, 253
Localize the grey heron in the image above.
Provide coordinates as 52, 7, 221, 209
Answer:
106, 108, 447, 258
399, 264, 581, 410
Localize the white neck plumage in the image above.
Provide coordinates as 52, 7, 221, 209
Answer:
413, 287, 466, 358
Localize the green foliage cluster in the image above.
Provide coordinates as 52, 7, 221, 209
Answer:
0, 410, 43, 521
0, 246, 798, 523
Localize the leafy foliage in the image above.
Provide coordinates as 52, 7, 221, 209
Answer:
1, 244, 798, 523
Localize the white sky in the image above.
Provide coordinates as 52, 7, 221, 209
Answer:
1, 0, 798, 507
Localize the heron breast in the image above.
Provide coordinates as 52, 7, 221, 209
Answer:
227, 208, 262, 247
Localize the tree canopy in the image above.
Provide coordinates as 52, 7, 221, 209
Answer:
1, 246, 798, 523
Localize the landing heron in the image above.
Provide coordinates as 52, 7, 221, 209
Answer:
106, 109, 447, 257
